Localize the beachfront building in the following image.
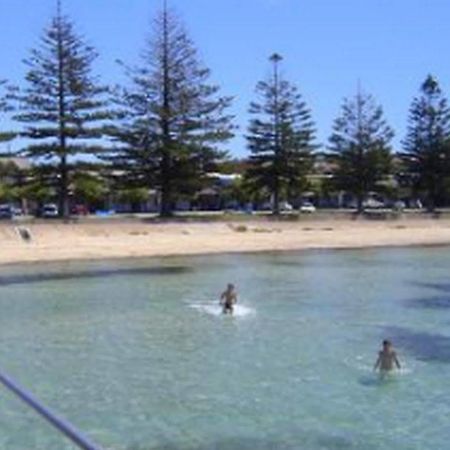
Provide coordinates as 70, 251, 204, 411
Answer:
0, 153, 429, 215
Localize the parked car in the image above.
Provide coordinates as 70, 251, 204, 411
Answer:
71, 204, 89, 215
259, 201, 293, 211
258, 202, 272, 211
223, 201, 240, 211
363, 198, 385, 209
42, 203, 59, 218
392, 200, 406, 211
280, 201, 293, 211
299, 202, 316, 213
0, 204, 14, 219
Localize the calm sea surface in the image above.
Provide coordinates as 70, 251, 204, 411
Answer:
0, 247, 450, 450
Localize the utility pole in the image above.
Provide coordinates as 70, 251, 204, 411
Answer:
270, 53, 283, 215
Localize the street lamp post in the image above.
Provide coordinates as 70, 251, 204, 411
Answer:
269, 53, 283, 215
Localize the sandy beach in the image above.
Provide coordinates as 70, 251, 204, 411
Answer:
0, 217, 449, 265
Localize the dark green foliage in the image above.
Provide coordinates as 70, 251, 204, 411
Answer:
0, 80, 16, 147
329, 90, 393, 212
245, 54, 316, 214
403, 75, 450, 210
0, 160, 19, 201
12, 7, 112, 217
106, 5, 234, 217
72, 168, 107, 208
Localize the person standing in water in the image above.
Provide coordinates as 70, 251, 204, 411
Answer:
220, 283, 237, 315
374, 340, 401, 372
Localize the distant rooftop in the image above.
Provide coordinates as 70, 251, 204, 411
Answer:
0, 156, 32, 170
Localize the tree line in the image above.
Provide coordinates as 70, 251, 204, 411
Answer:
1, 3, 450, 217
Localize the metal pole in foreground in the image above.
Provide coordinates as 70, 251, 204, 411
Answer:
0, 370, 103, 450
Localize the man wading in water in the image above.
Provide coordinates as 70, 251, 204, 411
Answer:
374, 340, 401, 373
220, 283, 237, 315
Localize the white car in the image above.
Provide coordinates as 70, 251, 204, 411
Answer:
259, 201, 293, 211
363, 198, 385, 209
299, 202, 316, 213
42, 203, 59, 218
280, 201, 293, 211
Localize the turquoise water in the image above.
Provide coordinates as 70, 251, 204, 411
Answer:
0, 247, 450, 449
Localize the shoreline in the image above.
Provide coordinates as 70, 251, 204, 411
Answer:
1, 242, 449, 271
1, 218, 450, 266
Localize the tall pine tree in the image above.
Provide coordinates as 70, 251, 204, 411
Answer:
106, 2, 234, 217
13, 1, 112, 217
329, 89, 393, 212
245, 54, 316, 214
403, 75, 450, 210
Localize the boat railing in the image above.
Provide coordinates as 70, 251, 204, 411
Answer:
0, 369, 103, 450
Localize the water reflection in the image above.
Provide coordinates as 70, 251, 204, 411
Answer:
407, 296, 450, 310
383, 326, 450, 363
136, 433, 378, 450
358, 373, 398, 388
413, 282, 450, 293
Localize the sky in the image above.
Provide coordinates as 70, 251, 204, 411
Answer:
1, 0, 450, 157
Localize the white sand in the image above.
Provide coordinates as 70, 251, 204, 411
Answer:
1, 218, 449, 265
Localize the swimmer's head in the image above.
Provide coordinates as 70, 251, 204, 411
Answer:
383, 340, 392, 349
227, 283, 235, 290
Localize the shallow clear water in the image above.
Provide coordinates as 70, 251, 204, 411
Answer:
0, 247, 450, 450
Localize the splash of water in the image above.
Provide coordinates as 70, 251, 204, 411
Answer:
188, 301, 255, 318
350, 355, 414, 376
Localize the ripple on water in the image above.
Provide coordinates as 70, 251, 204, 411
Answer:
1, 247, 450, 450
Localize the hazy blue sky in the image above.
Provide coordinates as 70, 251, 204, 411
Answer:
1, 0, 450, 156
